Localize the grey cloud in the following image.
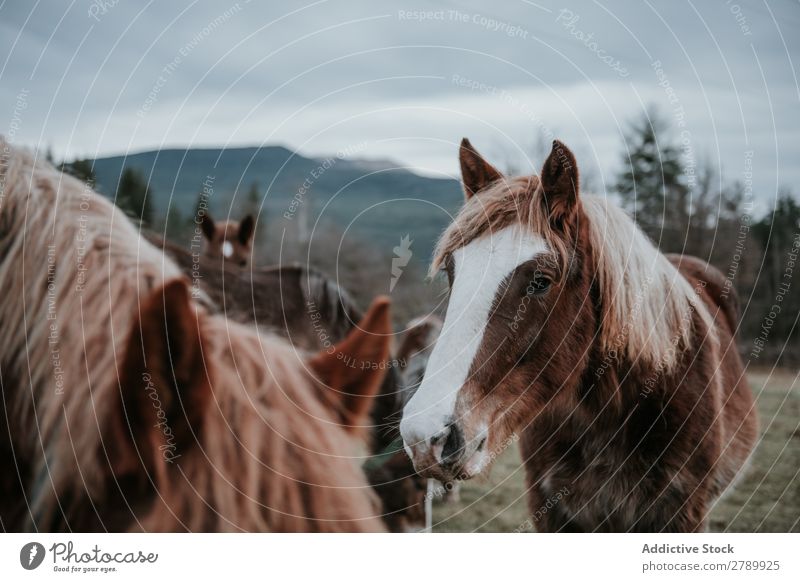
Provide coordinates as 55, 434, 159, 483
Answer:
0, 0, 797, 208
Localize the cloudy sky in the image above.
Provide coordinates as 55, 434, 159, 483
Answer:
2, 0, 798, 212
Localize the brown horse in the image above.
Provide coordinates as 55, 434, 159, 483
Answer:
151, 234, 403, 447
153, 234, 435, 531
199, 212, 255, 266
0, 139, 390, 532
400, 138, 758, 532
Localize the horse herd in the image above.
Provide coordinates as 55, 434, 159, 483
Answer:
0, 134, 758, 532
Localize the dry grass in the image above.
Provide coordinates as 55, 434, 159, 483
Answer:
432, 369, 800, 532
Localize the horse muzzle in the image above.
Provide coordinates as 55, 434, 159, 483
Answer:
402, 421, 487, 482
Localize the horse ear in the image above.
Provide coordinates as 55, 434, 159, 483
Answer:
459, 138, 502, 199
108, 279, 210, 478
539, 140, 580, 227
200, 213, 215, 241
309, 296, 392, 434
238, 215, 255, 246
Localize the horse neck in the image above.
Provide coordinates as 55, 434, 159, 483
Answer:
551, 231, 633, 419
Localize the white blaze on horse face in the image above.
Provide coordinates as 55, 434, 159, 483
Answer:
400, 225, 549, 452
222, 241, 234, 258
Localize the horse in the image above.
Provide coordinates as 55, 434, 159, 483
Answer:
151, 233, 403, 447
152, 233, 435, 531
199, 212, 255, 266
0, 139, 391, 532
400, 138, 759, 532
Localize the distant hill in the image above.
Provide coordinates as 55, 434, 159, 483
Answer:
88, 145, 464, 265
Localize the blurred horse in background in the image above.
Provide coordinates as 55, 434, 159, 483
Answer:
154, 233, 436, 531
152, 234, 403, 446
0, 140, 390, 532
199, 212, 254, 266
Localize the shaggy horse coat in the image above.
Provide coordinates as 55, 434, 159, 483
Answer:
151, 234, 432, 531
150, 234, 403, 450
0, 139, 390, 532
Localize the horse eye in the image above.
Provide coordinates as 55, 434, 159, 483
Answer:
524, 273, 551, 296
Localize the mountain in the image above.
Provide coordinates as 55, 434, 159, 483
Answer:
88, 145, 463, 264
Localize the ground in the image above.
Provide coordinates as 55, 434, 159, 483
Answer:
432, 369, 800, 532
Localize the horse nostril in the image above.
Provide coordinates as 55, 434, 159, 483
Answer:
428, 428, 448, 447
441, 423, 465, 465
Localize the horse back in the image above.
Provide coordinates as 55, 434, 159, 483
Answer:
667, 253, 758, 498
666, 253, 740, 338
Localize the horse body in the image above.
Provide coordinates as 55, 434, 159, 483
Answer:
153, 234, 437, 531
155, 234, 360, 350
0, 139, 389, 532
519, 216, 757, 532
152, 233, 402, 447
400, 138, 758, 532
519, 320, 754, 532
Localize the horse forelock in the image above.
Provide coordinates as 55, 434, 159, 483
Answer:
431, 175, 546, 274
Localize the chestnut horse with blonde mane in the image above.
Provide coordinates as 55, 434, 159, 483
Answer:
401, 138, 758, 532
0, 139, 389, 532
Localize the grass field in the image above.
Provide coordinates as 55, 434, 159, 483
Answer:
432, 369, 800, 532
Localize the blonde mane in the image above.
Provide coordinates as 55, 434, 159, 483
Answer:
431, 177, 714, 371
0, 138, 381, 531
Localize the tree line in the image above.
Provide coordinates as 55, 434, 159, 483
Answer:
614, 110, 799, 367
